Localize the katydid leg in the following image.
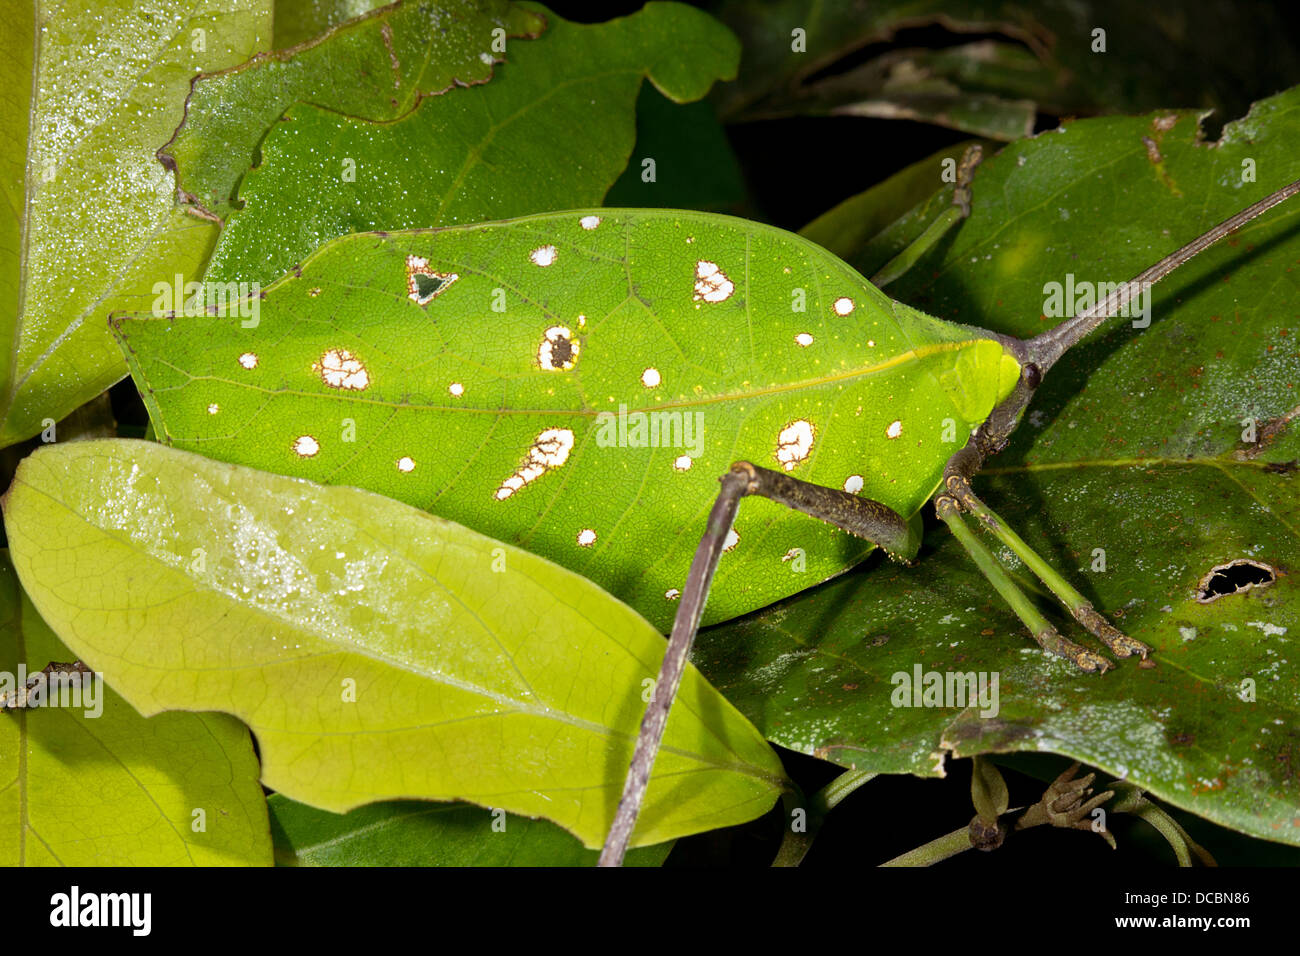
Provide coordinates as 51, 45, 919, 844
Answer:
935, 495, 1110, 673
598, 461, 915, 866
944, 475, 1149, 659
934, 364, 1118, 671
872, 144, 983, 288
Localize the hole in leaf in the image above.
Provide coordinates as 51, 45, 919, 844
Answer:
1195, 559, 1276, 603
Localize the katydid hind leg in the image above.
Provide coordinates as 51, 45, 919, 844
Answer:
598, 462, 917, 867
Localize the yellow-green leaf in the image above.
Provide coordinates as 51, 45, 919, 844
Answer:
2, 440, 786, 848
0, 552, 270, 866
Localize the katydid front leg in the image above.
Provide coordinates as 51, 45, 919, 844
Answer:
597, 462, 917, 867
872, 144, 983, 288
936, 178, 1300, 669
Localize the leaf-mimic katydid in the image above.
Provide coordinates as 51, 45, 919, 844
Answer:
109, 150, 1300, 865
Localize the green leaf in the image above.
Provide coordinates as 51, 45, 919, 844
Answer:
0, 0, 270, 448
0, 551, 270, 866
696, 89, 1300, 845
180, 1, 741, 286
163, 0, 547, 224
3, 439, 786, 848
268, 793, 673, 865
112, 209, 1021, 633
272, 0, 394, 50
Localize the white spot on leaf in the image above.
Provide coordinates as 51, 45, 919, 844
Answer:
579, 215, 601, 230
495, 427, 575, 500
665, 588, 681, 601
396, 456, 416, 473
844, 475, 863, 494
238, 352, 258, 370
693, 260, 734, 303
795, 332, 814, 347
576, 529, 597, 547
206, 403, 219, 415
886, 419, 902, 439
833, 297, 855, 316
529, 245, 558, 267
775, 419, 815, 471
449, 382, 465, 397
641, 367, 661, 388
723, 528, 740, 552
673, 455, 693, 472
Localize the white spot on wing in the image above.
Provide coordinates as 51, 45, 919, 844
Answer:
315, 348, 370, 390
693, 260, 734, 303
495, 427, 576, 500
538, 326, 579, 371
406, 254, 458, 305
293, 435, 320, 458
529, 245, 558, 267
775, 419, 815, 471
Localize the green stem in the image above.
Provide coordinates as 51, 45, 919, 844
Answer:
772, 770, 878, 867
772, 789, 812, 867
812, 768, 877, 815
880, 825, 972, 867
